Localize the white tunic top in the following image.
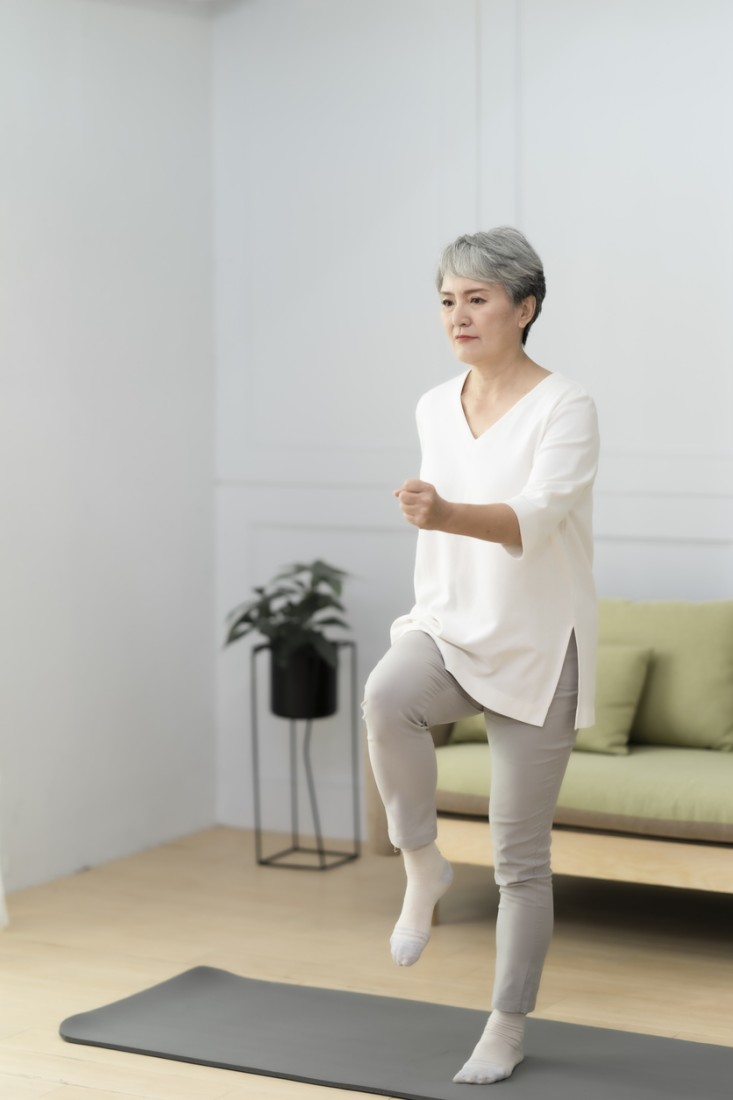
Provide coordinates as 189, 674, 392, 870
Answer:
391, 369, 600, 729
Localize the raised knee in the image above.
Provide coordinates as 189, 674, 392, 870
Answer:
362, 668, 423, 737
362, 668, 390, 724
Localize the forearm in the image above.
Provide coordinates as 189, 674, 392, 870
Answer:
394, 479, 523, 547
441, 501, 522, 548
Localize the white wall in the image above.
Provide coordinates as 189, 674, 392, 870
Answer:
515, 0, 733, 600
214, 0, 733, 839
0, 0, 216, 891
214, 0, 479, 836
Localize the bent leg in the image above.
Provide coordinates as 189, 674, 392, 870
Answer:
363, 630, 481, 851
363, 631, 482, 965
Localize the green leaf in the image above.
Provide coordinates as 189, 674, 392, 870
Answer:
314, 614, 348, 626
311, 634, 339, 667
224, 558, 350, 652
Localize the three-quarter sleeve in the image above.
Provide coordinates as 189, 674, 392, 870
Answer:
504, 391, 600, 560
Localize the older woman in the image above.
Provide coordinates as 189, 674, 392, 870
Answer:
363, 227, 599, 1086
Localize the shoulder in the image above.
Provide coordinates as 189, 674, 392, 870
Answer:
541, 373, 598, 421
543, 371, 594, 403
536, 374, 599, 457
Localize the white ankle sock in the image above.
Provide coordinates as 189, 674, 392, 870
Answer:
453, 1010, 525, 1085
390, 842, 453, 966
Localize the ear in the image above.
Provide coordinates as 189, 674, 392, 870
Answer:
518, 295, 536, 330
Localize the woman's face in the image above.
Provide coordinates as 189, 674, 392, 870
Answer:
439, 274, 532, 364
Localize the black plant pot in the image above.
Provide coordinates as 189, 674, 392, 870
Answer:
270, 646, 338, 719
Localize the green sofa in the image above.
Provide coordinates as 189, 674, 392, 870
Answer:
367, 600, 733, 862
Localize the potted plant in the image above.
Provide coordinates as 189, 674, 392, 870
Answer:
224, 559, 350, 719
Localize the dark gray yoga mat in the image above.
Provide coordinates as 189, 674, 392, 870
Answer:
60, 966, 732, 1100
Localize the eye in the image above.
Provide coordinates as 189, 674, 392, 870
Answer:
470, 296, 486, 304
440, 298, 454, 308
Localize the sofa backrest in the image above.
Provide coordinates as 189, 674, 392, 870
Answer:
598, 600, 733, 751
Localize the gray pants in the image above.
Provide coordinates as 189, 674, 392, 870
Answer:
363, 630, 578, 1013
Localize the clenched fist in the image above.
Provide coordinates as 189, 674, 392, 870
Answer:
394, 479, 451, 530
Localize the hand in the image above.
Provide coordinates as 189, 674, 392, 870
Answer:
393, 479, 451, 530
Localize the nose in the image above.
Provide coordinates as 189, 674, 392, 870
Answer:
451, 301, 470, 329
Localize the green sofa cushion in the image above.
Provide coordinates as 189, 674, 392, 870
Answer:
560, 747, 733, 831
435, 742, 733, 841
599, 600, 733, 750
574, 644, 651, 755
438, 741, 491, 792
448, 712, 486, 744
448, 643, 652, 755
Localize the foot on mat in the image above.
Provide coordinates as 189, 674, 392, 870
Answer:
453, 1010, 525, 1085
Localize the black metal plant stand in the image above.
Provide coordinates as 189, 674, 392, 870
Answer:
250, 641, 361, 870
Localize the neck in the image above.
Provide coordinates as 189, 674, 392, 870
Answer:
464, 350, 532, 397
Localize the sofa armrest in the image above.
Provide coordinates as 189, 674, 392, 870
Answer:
365, 722, 454, 855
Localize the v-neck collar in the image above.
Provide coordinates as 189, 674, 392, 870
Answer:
457, 369, 555, 442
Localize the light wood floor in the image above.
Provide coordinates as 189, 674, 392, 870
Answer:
1, 827, 731, 1100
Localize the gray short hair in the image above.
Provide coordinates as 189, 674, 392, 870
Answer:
436, 227, 546, 345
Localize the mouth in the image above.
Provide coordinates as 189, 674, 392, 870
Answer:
454, 335, 476, 342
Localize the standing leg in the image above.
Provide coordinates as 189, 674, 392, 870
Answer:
363, 630, 481, 964
454, 635, 578, 1085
